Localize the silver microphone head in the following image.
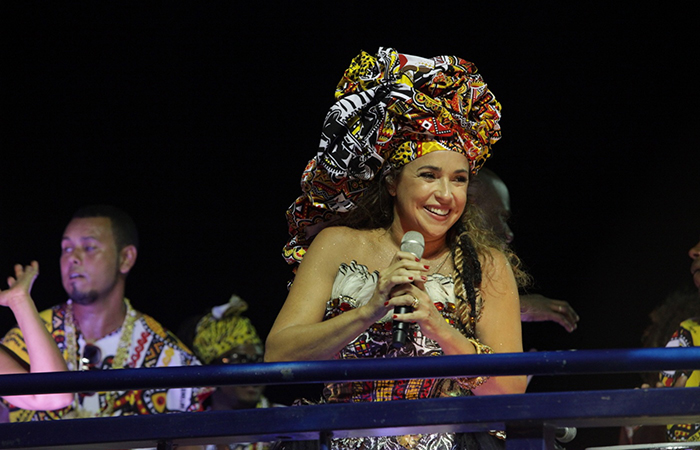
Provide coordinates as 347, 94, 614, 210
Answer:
400, 231, 425, 259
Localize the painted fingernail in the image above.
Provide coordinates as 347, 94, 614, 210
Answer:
384, 301, 389, 306
421, 276, 427, 281
393, 315, 397, 319
408, 276, 413, 281
424, 265, 430, 270
415, 257, 420, 262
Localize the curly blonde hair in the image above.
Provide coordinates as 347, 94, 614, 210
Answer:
451, 202, 530, 336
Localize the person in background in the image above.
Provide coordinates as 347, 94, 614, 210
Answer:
1, 205, 210, 421
618, 286, 700, 445
1, 261, 73, 411
643, 289, 700, 383
179, 294, 280, 450
468, 168, 580, 332
659, 237, 700, 442
267, 47, 527, 450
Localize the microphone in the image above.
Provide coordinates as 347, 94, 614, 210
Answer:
392, 231, 425, 348
555, 427, 577, 444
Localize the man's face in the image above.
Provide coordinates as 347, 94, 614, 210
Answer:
216, 343, 265, 408
473, 175, 514, 244
60, 217, 121, 305
689, 239, 700, 292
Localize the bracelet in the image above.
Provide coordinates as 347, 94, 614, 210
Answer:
468, 337, 493, 355
456, 338, 493, 390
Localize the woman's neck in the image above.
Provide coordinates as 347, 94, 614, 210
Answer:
387, 224, 449, 260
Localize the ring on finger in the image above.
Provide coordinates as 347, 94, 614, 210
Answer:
411, 296, 419, 309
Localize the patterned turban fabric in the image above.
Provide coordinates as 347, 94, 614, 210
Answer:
283, 47, 502, 267
192, 295, 262, 365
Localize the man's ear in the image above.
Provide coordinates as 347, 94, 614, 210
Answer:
119, 245, 138, 275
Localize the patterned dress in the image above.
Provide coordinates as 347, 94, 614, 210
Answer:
661, 317, 700, 442
295, 261, 499, 450
1, 299, 211, 421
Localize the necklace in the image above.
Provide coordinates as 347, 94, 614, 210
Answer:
427, 250, 451, 275
63, 297, 139, 418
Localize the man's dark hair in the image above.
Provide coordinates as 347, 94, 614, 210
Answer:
72, 205, 139, 250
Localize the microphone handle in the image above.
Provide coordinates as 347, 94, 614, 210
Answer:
393, 232, 424, 349
391, 305, 412, 348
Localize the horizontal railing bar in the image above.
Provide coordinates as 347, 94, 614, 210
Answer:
0, 347, 697, 396
1, 387, 698, 450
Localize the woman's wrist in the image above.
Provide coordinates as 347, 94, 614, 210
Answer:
356, 299, 387, 324
435, 323, 482, 356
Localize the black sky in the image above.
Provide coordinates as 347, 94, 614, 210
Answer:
2, 3, 699, 402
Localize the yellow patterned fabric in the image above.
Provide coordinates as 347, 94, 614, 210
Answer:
0, 301, 208, 421
335, 50, 501, 170
284, 47, 502, 266
661, 318, 700, 441
192, 295, 262, 364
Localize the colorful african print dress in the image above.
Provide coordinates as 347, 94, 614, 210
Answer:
291, 261, 500, 450
661, 317, 700, 442
1, 299, 211, 421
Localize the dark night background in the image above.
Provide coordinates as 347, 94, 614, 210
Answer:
1, 3, 699, 447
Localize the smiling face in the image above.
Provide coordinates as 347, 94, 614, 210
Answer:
389, 150, 470, 244
60, 217, 123, 305
690, 239, 700, 291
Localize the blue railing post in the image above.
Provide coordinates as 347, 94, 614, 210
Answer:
506, 425, 557, 450
156, 440, 174, 450
320, 431, 333, 450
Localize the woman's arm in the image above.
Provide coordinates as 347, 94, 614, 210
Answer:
470, 249, 526, 395
390, 248, 526, 395
0, 262, 73, 410
265, 228, 423, 362
266, 228, 381, 361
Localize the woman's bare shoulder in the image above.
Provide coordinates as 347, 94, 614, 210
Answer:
312, 226, 386, 263
478, 246, 518, 297
315, 226, 376, 246
478, 246, 508, 267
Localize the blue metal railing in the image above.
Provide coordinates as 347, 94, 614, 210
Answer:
1, 347, 699, 450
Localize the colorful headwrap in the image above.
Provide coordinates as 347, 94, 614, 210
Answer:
283, 47, 502, 266
192, 294, 262, 364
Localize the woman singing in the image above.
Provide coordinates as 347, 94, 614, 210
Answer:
266, 47, 528, 450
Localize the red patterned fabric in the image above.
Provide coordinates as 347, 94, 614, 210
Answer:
283, 47, 502, 267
